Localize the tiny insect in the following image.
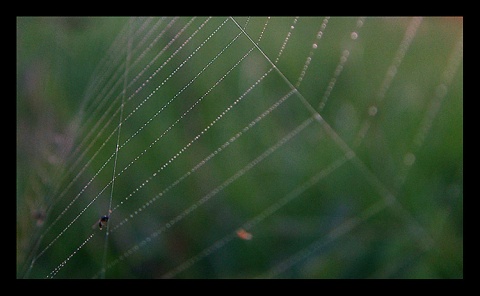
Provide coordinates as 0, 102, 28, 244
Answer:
93, 210, 111, 230
236, 228, 252, 240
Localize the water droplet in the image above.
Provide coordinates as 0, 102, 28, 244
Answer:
351, 32, 358, 40
312, 43, 318, 49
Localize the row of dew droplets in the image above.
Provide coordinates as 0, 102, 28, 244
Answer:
22, 18, 146, 278
108, 24, 254, 220
62, 17, 184, 182
109, 20, 259, 217
45, 17, 136, 279
51, 17, 206, 216
35, 17, 217, 278
98, 16, 291, 274
160, 16, 370, 278
43, 17, 250, 278
30, 17, 184, 261
354, 17, 423, 148
318, 17, 365, 112
263, 17, 463, 278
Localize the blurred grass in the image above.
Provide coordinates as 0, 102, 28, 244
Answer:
17, 16, 462, 278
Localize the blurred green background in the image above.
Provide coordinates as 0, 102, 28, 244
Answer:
17, 16, 462, 278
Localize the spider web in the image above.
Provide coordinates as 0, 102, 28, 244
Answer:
16, 16, 463, 279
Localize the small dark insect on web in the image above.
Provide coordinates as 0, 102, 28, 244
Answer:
92, 210, 112, 230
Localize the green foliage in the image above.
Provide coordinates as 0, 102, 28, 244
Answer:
17, 16, 462, 278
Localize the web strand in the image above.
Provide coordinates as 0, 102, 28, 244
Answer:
99, 17, 133, 279
100, 115, 314, 277
354, 17, 423, 148
27, 18, 221, 266
231, 15, 437, 273
38, 17, 261, 278
161, 153, 352, 278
